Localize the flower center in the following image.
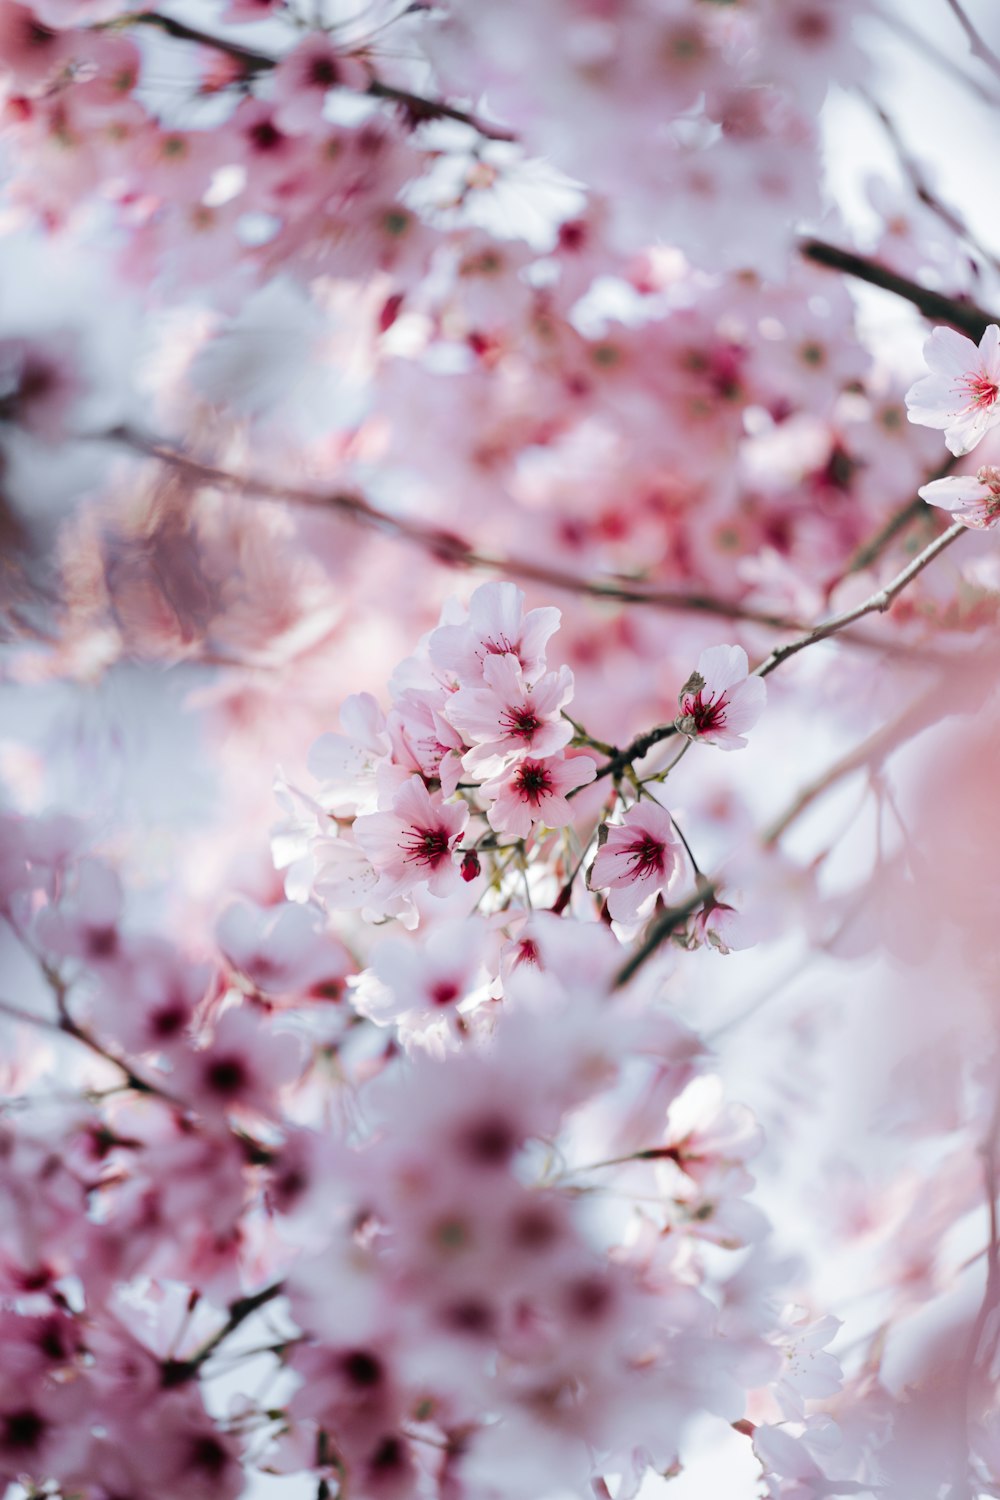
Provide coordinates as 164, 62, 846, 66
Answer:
513, 761, 553, 804
625, 834, 666, 878
248, 119, 285, 154
307, 56, 341, 88
500, 704, 542, 741
399, 824, 452, 868
681, 690, 727, 734
961, 373, 999, 409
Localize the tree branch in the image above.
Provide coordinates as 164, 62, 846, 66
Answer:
160, 1281, 286, 1387
799, 238, 998, 340
944, 0, 1000, 81
106, 428, 822, 630
872, 5, 1000, 105
762, 677, 949, 846
753, 521, 968, 681
121, 12, 515, 141
857, 87, 1000, 275
612, 881, 715, 989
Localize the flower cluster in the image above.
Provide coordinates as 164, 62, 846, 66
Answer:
281, 582, 599, 928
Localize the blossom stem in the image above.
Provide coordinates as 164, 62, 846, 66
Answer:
754, 520, 968, 681
613, 881, 716, 989
667, 812, 703, 879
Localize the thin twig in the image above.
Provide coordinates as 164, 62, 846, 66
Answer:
754, 521, 968, 681
855, 85, 1000, 275
844, 496, 932, 576
762, 678, 947, 846
613, 526, 975, 984
871, 6, 1000, 105
612, 881, 715, 989
943, 0, 1000, 80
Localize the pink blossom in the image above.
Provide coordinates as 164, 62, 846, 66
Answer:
481, 751, 597, 838
354, 774, 468, 902
386, 686, 466, 796
675, 643, 766, 750
429, 580, 561, 687
0, 5, 69, 86
272, 36, 368, 136
905, 323, 1000, 456
173, 1005, 304, 1121
308, 692, 391, 816
918, 464, 1000, 529
589, 801, 683, 924
773, 1313, 843, 1419
216, 899, 352, 1002
444, 654, 574, 774
353, 916, 491, 1031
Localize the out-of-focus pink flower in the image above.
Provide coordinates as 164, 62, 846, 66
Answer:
272, 36, 367, 136
906, 323, 1000, 456
675, 644, 766, 750
919, 464, 1000, 529
173, 1005, 304, 1121
590, 801, 682, 924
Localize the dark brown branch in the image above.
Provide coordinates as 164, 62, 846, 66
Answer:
123, 12, 515, 141
613, 882, 715, 989
160, 1282, 285, 1387
799, 238, 998, 341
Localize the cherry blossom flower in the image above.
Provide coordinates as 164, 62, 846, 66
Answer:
216, 899, 352, 1001
354, 774, 468, 902
905, 323, 1000, 456
308, 692, 391, 816
272, 36, 368, 136
444, 654, 574, 774
919, 464, 1000, 530
173, 1005, 304, 1121
352, 916, 491, 1031
481, 751, 597, 838
675, 644, 766, 750
590, 801, 683, 924
773, 1312, 843, 1419
430, 581, 561, 687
